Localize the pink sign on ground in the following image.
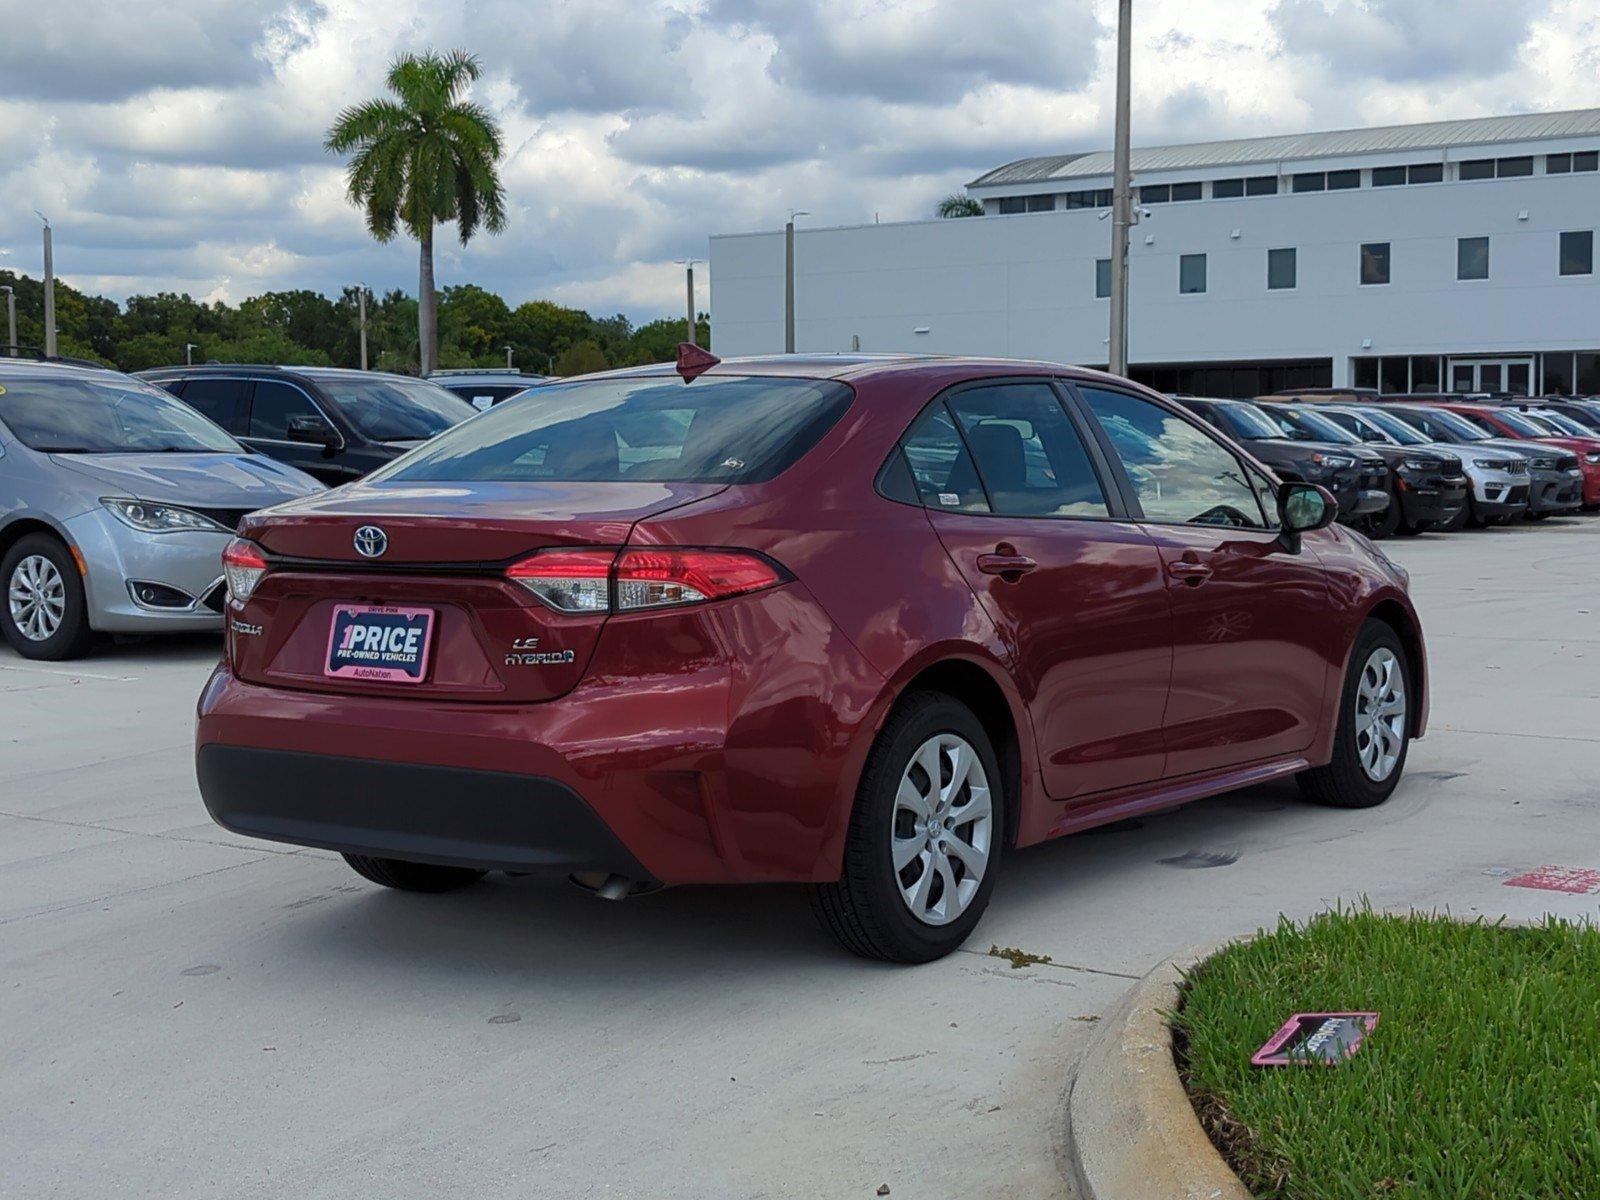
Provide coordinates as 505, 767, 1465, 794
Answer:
1502, 866, 1600, 895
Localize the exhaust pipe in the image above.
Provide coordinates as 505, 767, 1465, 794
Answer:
569, 871, 661, 900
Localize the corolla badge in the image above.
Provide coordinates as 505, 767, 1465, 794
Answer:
353, 525, 388, 558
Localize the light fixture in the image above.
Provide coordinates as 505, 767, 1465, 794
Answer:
1230, 229, 1242, 240
1361, 338, 1373, 349
1516, 209, 1530, 221
913, 326, 930, 335
1144, 233, 1155, 245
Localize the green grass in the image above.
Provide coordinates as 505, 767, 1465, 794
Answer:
1173, 907, 1600, 1199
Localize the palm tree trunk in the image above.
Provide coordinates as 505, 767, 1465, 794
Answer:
417, 222, 437, 375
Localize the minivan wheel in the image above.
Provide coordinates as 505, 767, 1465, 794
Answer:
811, 692, 1004, 963
342, 854, 487, 893
1, 534, 95, 661
1297, 621, 1412, 809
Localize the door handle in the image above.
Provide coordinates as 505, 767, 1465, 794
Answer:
976, 552, 1038, 577
1167, 560, 1213, 586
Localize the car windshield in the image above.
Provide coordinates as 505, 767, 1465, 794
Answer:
1493, 409, 1552, 437
1359, 409, 1430, 445
1531, 409, 1592, 436
0, 375, 241, 454
371, 374, 854, 485
1214, 403, 1283, 439
1405, 407, 1490, 441
313, 376, 477, 442
1270, 406, 1359, 444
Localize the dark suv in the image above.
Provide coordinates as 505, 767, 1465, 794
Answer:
140, 366, 478, 486
1176, 398, 1391, 529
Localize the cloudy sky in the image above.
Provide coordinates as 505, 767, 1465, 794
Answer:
0, 0, 1594, 321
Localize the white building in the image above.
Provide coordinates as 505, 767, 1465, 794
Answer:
709, 108, 1600, 397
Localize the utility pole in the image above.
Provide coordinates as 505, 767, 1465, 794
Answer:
680, 258, 699, 346
1, 286, 14, 357
784, 210, 808, 353
505, 345, 514, 369
37, 213, 56, 358
1107, 0, 1134, 378
185, 342, 198, 366
356, 285, 368, 370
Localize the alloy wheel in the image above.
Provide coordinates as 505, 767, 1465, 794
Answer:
1354, 646, 1406, 781
892, 734, 994, 926
8, 554, 66, 642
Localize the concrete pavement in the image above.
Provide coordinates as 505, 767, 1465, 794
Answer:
4, 516, 1598, 1198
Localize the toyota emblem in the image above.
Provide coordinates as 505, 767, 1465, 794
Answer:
353, 525, 388, 558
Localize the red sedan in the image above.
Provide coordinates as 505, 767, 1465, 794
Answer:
1433, 403, 1600, 508
198, 350, 1427, 962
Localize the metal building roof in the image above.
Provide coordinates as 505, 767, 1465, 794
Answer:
968, 108, 1600, 189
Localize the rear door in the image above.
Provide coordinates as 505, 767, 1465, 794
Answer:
907, 379, 1172, 799
1073, 384, 1335, 779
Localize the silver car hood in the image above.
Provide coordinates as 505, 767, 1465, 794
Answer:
49, 452, 325, 508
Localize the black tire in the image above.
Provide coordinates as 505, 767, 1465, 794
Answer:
1364, 494, 1401, 540
811, 692, 1005, 963
1440, 503, 1470, 532
1297, 621, 1413, 809
0, 533, 95, 661
342, 854, 487, 893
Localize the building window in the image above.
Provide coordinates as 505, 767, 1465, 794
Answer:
1026, 194, 1055, 212
1411, 356, 1442, 393
1292, 172, 1326, 193
1579, 353, 1600, 395
1457, 236, 1490, 281
1245, 176, 1278, 195
1373, 166, 1406, 187
1354, 358, 1379, 389
1459, 159, 1495, 180
1141, 184, 1170, 204
1380, 358, 1408, 395
1096, 258, 1112, 299
1542, 353, 1574, 395
1561, 230, 1595, 276
1179, 254, 1207, 294
1361, 242, 1391, 285
1327, 169, 1360, 190
1497, 156, 1533, 177
1409, 163, 1444, 184
1267, 247, 1297, 290
1170, 181, 1202, 202
998, 197, 1026, 214
1550, 152, 1600, 174
1212, 178, 1244, 198
1063, 189, 1113, 209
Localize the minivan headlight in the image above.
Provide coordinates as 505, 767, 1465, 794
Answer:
102, 498, 226, 534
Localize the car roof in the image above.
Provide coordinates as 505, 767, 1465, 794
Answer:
586, 352, 1139, 389
136, 363, 421, 384
0, 357, 132, 383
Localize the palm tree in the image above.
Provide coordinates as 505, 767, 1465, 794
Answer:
325, 50, 507, 374
937, 194, 983, 218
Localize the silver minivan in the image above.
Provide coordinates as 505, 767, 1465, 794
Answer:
0, 359, 323, 659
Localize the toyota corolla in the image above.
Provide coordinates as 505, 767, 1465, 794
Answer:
197, 349, 1426, 962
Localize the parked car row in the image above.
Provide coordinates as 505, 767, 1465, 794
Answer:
1170, 389, 1599, 540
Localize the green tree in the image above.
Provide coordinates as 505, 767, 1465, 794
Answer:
937, 194, 983, 218
324, 49, 507, 375
552, 339, 609, 377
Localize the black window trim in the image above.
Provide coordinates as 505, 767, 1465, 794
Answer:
1062, 380, 1279, 532
239, 376, 347, 450
878, 374, 1134, 523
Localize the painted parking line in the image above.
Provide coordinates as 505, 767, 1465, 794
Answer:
0, 663, 138, 683
1502, 866, 1600, 895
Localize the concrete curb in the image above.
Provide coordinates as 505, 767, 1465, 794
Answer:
1065, 939, 1252, 1200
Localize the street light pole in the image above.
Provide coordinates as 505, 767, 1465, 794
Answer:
784, 210, 809, 353
37, 213, 56, 358
1107, 0, 1134, 378
356, 285, 368, 371
679, 258, 699, 346
1, 286, 14, 357
505, 345, 514, 369
185, 342, 198, 366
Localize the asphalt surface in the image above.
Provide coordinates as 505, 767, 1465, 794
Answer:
6, 516, 1599, 1199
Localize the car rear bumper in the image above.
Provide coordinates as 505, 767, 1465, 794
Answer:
197, 744, 654, 879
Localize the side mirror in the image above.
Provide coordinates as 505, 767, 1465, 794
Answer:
1279, 482, 1338, 534
286, 414, 340, 452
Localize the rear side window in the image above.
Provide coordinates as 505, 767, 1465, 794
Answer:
374, 375, 852, 485
946, 384, 1109, 517
178, 378, 246, 432
248, 380, 319, 441
1078, 386, 1267, 529
902, 406, 989, 512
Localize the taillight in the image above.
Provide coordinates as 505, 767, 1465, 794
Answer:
505, 548, 783, 613
222, 539, 269, 603
506, 548, 616, 613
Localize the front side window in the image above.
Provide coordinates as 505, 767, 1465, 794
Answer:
1267, 247, 1297, 290
1361, 242, 1391, 285
1078, 387, 1266, 529
0, 376, 241, 454
901, 405, 988, 513
1560, 230, 1594, 276
374, 375, 851, 485
248, 380, 319, 441
946, 384, 1109, 518
1458, 237, 1490, 281
1179, 254, 1207, 295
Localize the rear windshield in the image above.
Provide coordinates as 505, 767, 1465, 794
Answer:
312, 376, 477, 441
0, 375, 241, 454
371, 374, 854, 485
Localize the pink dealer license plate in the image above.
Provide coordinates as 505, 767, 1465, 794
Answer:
325, 604, 435, 683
